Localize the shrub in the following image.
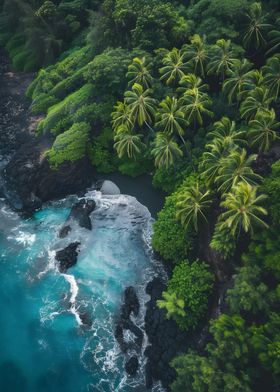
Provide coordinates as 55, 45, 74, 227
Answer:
46, 122, 90, 167
161, 260, 214, 330
38, 84, 94, 135
152, 193, 190, 262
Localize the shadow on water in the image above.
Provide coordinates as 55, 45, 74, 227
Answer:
0, 360, 28, 391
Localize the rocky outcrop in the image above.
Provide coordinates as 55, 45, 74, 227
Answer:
125, 356, 139, 377
114, 286, 143, 368
121, 286, 140, 319
144, 277, 189, 391
55, 242, 81, 273
59, 198, 96, 238
4, 139, 95, 215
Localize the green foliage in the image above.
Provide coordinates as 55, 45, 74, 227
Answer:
0, 0, 90, 70
263, 160, 280, 225
151, 132, 183, 169
210, 221, 237, 260
171, 315, 253, 392
157, 291, 186, 320
37, 84, 94, 135
164, 260, 214, 330
227, 265, 270, 314
118, 155, 152, 177
176, 182, 212, 232
152, 193, 191, 263
46, 122, 90, 167
85, 48, 132, 97
220, 182, 268, 236
89, 128, 117, 173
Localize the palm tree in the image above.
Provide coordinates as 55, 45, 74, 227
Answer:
215, 149, 262, 193
222, 59, 255, 103
155, 96, 187, 143
159, 48, 188, 86
201, 140, 229, 186
183, 34, 209, 78
208, 117, 247, 149
151, 132, 183, 169
240, 86, 272, 120
207, 39, 238, 81
248, 108, 280, 152
114, 126, 144, 159
180, 88, 213, 127
157, 291, 186, 320
267, 18, 280, 55
126, 57, 153, 90
262, 55, 280, 101
124, 83, 157, 127
243, 2, 271, 49
177, 73, 208, 95
176, 183, 212, 231
111, 101, 133, 132
220, 182, 268, 236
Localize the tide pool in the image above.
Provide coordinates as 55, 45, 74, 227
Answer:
0, 192, 164, 392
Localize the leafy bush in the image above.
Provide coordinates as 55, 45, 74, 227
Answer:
118, 156, 152, 177
227, 265, 270, 315
46, 122, 90, 167
164, 260, 214, 330
31, 94, 59, 115
37, 84, 94, 135
85, 47, 131, 98
263, 160, 280, 225
152, 193, 190, 262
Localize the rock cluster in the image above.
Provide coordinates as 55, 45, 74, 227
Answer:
144, 277, 189, 390
114, 287, 143, 376
59, 198, 96, 238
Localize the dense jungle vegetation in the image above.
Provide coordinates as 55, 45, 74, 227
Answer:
1, 0, 280, 390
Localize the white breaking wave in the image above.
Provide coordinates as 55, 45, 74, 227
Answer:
62, 273, 83, 326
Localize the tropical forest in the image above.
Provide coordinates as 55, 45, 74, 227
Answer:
0, 0, 279, 391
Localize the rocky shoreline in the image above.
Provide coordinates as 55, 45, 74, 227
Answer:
0, 49, 188, 391
0, 48, 95, 215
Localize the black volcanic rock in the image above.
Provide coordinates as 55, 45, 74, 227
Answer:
4, 139, 95, 215
125, 356, 139, 377
115, 286, 143, 354
121, 286, 140, 319
55, 242, 81, 273
144, 277, 189, 391
59, 198, 96, 238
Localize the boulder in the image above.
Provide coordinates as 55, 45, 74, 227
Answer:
100, 180, 120, 195
59, 198, 96, 237
125, 356, 139, 377
55, 242, 81, 273
121, 286, 140, 319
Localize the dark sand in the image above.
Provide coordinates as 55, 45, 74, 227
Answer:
96, 172, 166, 218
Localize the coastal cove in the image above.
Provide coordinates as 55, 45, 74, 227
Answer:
0, 49, 184, 392
1, 1, 280, 391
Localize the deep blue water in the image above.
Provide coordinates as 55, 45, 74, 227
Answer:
0, 191, 164, 392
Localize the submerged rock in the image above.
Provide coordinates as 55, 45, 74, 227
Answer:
59, 198, 96, 238
59, 225, 72, 239
55, 242, 81, 273
125, 356, 139, 377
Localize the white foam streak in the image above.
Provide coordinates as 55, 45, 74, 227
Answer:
62, 273, 82, 326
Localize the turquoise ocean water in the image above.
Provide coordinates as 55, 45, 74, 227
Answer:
0, 190, 163, 392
